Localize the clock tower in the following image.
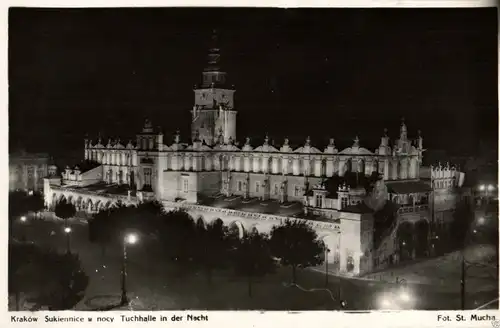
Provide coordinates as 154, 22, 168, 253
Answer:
191, 30, 237, 146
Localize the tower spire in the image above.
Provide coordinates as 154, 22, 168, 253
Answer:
199, 29, 228, 88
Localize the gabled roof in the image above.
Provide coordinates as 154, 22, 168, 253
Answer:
254, 144, 279, 152
338, 146, 374, 155
293, 146, 322, 154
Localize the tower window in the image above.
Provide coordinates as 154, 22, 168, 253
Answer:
237, 181, 242, 192
341, 197, 348, 209
183, 179, 189, 193
256, 182, 260, 193
144, 168, 152, 186
274, 184, 279, 195
316, 195, 323, 208
294, 186, 301, 197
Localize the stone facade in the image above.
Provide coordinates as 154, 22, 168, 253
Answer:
42, 33, 466, 276
9, 150, 49, 192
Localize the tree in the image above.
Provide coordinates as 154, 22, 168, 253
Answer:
159, 210, 197, 272
9, 242, 89, 310
36, 251, 89, 310
26, 192, 45, 216
232, 231, 276, 297
269, 219, 325, 283
9, 241, 38, 310
196, 219, 233, 284
54, 198, 76, 227
9, 191, 28, 238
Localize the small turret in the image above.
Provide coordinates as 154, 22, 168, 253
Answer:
353, 136, 360, 148
400, 117, 407, 141
174, 130, 181, 144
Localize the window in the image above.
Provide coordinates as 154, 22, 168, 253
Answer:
256, 182, 260, 193
274, 184, 279, 195
237, 181, 242, 192
341, 197, 348, 208
316, 195, 323, 208
294, 186, 301, 197
144, 168, 152, 186
183, 179, 189, 193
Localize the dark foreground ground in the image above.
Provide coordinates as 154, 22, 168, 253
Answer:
10, 216, 498, 311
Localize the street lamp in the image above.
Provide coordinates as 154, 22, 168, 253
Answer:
121, 233, 138, 305
19, 216, 27, 241
64, 226, 72, 253
479, 185, 486, 191
324, 247, 330, 287
487, 185, 495, 192
478, 217, 485, 225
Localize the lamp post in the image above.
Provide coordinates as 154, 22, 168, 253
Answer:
64, 227, 72, 254
121, 233, 138, 306
460, 215, 488, 310
19, 216, 27, 241
324, 247, 330, 287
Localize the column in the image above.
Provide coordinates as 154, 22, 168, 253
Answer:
326, 158, 334, 177
411, 223, 417, 259
293, 158, 300, 176
262, 156, 269, 173
339, 250, 347, 272
272, 157, 279, 174
353, 253, 360, 275
314, 158, 322, 177
338, 159, 345, 177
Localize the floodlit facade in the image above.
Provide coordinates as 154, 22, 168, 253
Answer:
43, 34, 465, 276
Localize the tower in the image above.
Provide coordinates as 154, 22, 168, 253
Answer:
191, 30, 237, 146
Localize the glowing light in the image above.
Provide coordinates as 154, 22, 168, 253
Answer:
125, 233, 138, 245
478, 217, 485, 225
487, 185, 495, 192
399, 290, 412, 303
402, 241, 406, 246
28, 190, 34, 196
473, 229, 477, 234
479, 185, 486, 191
20, 216, 27, 222
378, 295, 394, 309
64, 227, 72, 233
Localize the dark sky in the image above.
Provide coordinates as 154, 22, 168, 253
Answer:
9, 8, 498, 159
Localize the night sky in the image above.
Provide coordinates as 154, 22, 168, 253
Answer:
9, 8, 498, 160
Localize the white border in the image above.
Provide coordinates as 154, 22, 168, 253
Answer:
2, 2, 499, 328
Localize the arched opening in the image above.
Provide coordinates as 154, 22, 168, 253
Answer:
75, 197, 83, 211
346, 255, 355, 273
196, 217, 206, 230
415, 220, 430, 258
397, 222, 415, 262
228, 221, 245, 239
357, 159, 365, 174
94, 200, 102, 212
87, 199, 93, 212
321, 234, 340, 271
250, 226, 259, 235
344, 158, 352, 175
